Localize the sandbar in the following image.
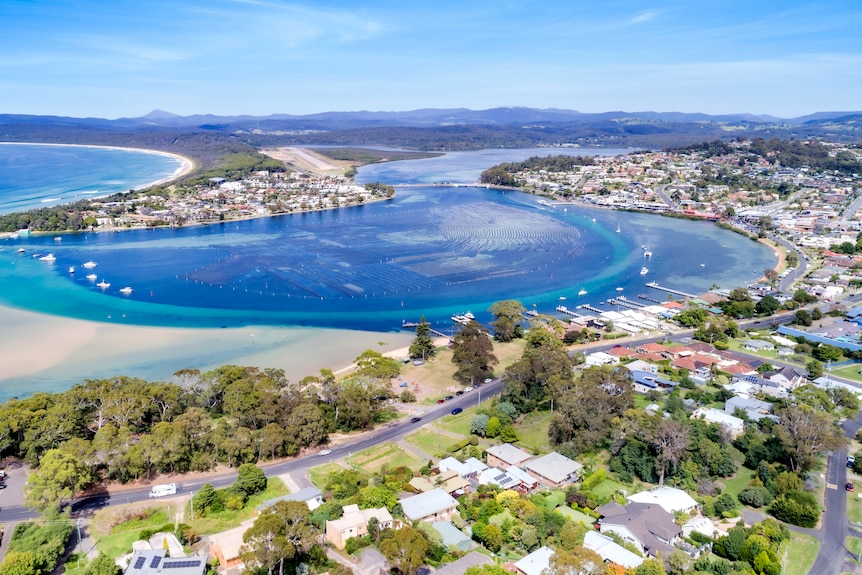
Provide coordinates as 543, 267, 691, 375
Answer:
0, 304, 413, 401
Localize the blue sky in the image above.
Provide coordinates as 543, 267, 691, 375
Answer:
2, 0, 860, 118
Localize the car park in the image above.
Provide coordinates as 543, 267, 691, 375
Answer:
451, 407, 463, 415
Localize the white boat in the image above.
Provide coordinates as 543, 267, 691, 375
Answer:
119, 287, 133, 294
640, 267, 649, 275
86, 273, 97, 280
82, 260, 97, 269
578, 289, 588, 296
464, 312, 475, 320
16, 248, 25, 253
54, 237, 62, 242
69, 266, 75, 273
616, 287, 624, 291
96, 279, 110, 288
38, 253, 56, 262
616, 223, 621, 233
644, 251, 652, 257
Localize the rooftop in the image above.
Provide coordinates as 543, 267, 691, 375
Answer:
399, 488, 458, 521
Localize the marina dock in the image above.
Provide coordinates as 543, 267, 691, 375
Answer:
607, 296, 645, 309
637, 293, 664, 304
645, 281, 697, 299
576, 303, 605, 314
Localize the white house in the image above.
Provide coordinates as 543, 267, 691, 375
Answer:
626, 486, 698, 515
691, 407, 745, 438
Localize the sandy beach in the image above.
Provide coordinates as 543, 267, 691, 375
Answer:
0, 303, 413, 400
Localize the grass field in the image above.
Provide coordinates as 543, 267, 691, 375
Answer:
185, 477, 289, 535
515, 411, 552, 453
405, 429, 460, 456
556, 505, 596, 526
721, 466, 757, 499
349, 442, 424, 473
846, 537, 862, 565
590, 478, 626, 500
91, 505, 176, 559
309, 462, 348, 489
848, 491, 862, 524
780, 532, 819, 575
831, 363, 862, 383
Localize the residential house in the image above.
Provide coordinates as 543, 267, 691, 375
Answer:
434, 553, 493, 575
691, 407, 745, 438
124, 551, 206, 575
478, 467, 524, 492
522, 452, 583, 488
626, 359, 658, 374
636, 342, 669, 355
683, 516, 722, 539
400, 489, 459, 523
725, 396, 775, 422
763, 366, 807, 390
258, 486, 324, 512
626, 486, 698, 514
513, 546, 555, 575
596, 502, 681, 558
505, 465, 540, 492
742, 340, 775, 352
585, 351, 621, 367
409, 470, 470, 496
486, 443, 533, 468
208, 522, 251, 572
326, 504, 395, 549
431, 521, 472, 551
583, 530, 644, 570
732, 374, 788, 398
630, 370, 677, 394
437, 456, 488, 478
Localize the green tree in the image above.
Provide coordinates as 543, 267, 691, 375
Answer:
23, 449, 96, 514
777, 404, 847, 472
84, 553, 123, 575
0, 551, 40, 575
470, 414, 489, 436
353, 350, 401, 380
486, 416, 502, 438
489, 300, 526, 342
451, 321, 498, 384
409, 317, 436, 360
806, 359, 824, 380
379, 525, 429, 575
235, 463, 267, 497
545, 548, 610, 575
241, 500, 319, 575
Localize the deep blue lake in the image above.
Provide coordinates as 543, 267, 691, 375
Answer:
0, 146, 775, 332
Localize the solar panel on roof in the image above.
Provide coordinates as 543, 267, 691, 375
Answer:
133, 557, 146, 570
150, 557, 162, 568
494, 473, 506, 482
164, 560, 202, 569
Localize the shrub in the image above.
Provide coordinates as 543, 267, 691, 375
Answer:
580, 468, 607, 492
737, 486, 774, 508
768, 490, 820, 528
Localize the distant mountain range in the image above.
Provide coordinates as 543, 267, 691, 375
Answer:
1, 107, 860, 156
1, 107, 861, 131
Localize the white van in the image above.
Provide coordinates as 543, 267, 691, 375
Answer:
148, 483, 177, 498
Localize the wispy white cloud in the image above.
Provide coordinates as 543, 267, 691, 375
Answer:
629, 10, 659, 25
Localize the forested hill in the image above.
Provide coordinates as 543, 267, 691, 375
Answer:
677, 138, 862, 174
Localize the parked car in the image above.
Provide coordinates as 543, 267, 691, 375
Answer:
464, 387, 473, 392
455, 390, 464, 396
847, 482, 855, 492
451, 407, 463, 415
484, 378, 493, 383
849, 455, 856, 468
319, 449, 332, 456
437, 399, 446, 404
445, 395, 454, 400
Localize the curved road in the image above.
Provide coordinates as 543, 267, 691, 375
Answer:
0, 379, 504, 523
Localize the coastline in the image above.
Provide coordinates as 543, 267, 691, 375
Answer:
0, 303, 413, 401
0, 141, 196, 195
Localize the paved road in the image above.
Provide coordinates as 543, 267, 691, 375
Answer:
809, 410, 862, 574
0, 379, 504, 524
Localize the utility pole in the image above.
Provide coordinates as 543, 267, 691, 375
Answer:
76, 519, 83, 566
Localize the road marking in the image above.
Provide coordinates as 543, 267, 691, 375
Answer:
826, 483, 838, 489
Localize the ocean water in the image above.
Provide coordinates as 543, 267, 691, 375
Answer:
0, 143, 186, 214
0, 145, 776, 333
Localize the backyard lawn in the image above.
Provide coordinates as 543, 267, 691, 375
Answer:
556, 505, 596, 527
309, 462, 347, 489
590, 478, 626, 500
721, 466, 757, 499
515, 411, 553, 453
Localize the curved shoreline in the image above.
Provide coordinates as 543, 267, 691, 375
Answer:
0, 141, 196, 194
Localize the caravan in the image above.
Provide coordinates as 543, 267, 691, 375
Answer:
148, 483, 178, 498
